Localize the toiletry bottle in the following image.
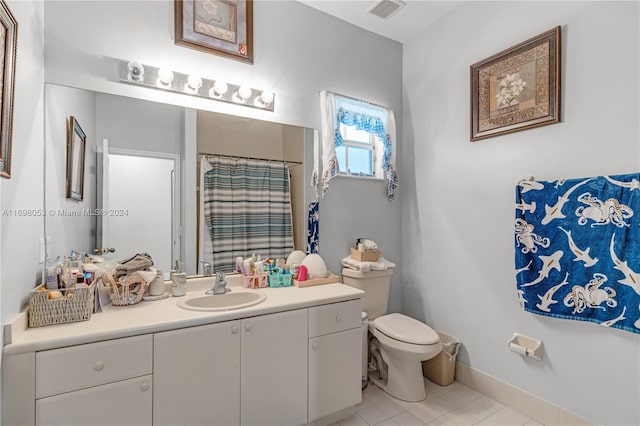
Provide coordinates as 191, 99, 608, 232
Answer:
171, 271, 187, 297
298, 265, 308, 281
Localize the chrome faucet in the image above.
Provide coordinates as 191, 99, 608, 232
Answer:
199, 261, 213, 277
206, 271, 229, 295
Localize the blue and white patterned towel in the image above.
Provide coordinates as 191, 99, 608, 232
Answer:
514, 173, 640, 334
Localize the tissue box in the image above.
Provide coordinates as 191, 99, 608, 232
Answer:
350, 247, 381, 262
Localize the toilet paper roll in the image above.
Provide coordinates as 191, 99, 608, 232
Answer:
509, 342, 528, 356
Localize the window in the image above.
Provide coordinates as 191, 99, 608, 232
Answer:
318, 90, 398, 200
336, 123, 375, 176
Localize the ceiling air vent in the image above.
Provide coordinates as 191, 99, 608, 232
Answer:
366, 0, 406, 20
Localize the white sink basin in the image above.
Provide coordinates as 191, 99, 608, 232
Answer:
177, 289, 267, 312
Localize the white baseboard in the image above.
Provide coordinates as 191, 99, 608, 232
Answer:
455, 361, 593, 426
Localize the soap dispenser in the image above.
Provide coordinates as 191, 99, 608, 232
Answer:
171, 261, 186, 297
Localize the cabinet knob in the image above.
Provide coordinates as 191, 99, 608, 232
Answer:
92, 361, 104, 372
231, 325, 239, 334
245, 323, 252, 332
312, 342, 318, 350
140, 381, 150, 392
336, 315, 342, 322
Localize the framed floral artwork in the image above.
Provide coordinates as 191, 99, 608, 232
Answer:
175, 0, 253, 64
0, 0, 17, 179
470, 26, 561, 141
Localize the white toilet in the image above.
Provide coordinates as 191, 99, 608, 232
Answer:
342, 268, 442, 402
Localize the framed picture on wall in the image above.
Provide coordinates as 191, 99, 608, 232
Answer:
66, 117, 86, 201
175, 0, 253, 64
470, 26, 561, 141
0, 0, 17, 179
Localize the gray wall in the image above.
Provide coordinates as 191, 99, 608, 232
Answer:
41, 0, 404, 311
1, 0, 45, 325
0, 0, 402, 323
97, 93, 183, 154
45, 84, 97, 259
0, 0, 45, 415
401, 2, 639, 424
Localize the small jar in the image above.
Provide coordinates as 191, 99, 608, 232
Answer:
149, 271, 165, 296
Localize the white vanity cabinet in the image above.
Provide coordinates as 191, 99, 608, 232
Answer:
153, 321, 241, 426
33, 335, 153, 426
308, 300, 362, 423
153, 309, 308, 426
3, 289, 364, 426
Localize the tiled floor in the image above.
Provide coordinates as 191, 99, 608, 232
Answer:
333, 380, 544, 426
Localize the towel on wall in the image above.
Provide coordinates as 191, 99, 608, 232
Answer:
514, 173, 640, 334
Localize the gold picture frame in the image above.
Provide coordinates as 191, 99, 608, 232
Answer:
470, 26, 561, 141
175, 0, 253, 64
0, 0, 17, 179
66, 117, 87, 201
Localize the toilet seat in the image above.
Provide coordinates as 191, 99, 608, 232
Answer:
373, 313, 439, 345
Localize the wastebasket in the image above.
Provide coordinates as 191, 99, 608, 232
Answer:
422, 331, 459, 386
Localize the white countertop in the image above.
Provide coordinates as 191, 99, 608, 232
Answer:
3, 275, 364, 355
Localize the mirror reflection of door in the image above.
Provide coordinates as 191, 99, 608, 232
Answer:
99, 146, 179, 276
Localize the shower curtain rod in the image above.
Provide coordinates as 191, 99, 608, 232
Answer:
319, 89, 389, 111
198, 152, 303, 166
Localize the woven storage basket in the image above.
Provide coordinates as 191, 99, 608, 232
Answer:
103, 274, 148, 306
241, 273, 268, 289
350, 247, 381, 262
29, 282, 96, 328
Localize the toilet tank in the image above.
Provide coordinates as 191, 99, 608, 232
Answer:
341, 268, 393, 319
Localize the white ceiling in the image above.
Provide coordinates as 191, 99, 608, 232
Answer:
297, 0, 464, 43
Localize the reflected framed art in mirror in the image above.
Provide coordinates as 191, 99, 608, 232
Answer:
66, 116, 87, 201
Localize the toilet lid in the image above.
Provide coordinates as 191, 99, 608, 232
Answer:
374, 313, 439, 345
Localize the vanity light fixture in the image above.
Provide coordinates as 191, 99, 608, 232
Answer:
209, 80, 228, 98
186, 74, 203, 93
118, 60, 275, 111
157, 68, 174, 86
257, 90, 274, 107
236, 85, 252, 102
126, 61, 144, 82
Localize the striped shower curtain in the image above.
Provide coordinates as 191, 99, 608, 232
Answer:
202, 155, 294, 271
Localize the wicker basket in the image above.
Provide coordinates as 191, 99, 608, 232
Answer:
350, 247, 381, 262
241, 273, 268, 289
29, 282, 96, 328
103, 274, 148, 306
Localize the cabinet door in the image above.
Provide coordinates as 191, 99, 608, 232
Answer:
241, 309, 308, 426
154, 321, 241, 426
308, 328, 362, 422
35, 375, 152, 426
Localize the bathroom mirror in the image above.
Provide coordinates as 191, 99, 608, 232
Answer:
44, 83, 315, 276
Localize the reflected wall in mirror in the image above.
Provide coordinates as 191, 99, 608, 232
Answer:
45, 84, 315, 276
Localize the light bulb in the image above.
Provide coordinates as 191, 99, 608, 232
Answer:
259, 91, 274, 105
237, 85, 252, 101
187, 75, 203, 91
157, 68, 174, 86
210, 80, 228, 97
127, 61, 144, 82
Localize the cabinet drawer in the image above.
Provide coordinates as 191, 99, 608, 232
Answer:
36, 375, 152, 426
309, 299, 361, 337
36, 335, 152, 398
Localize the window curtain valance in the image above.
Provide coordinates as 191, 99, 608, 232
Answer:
316, 90, 398, 201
